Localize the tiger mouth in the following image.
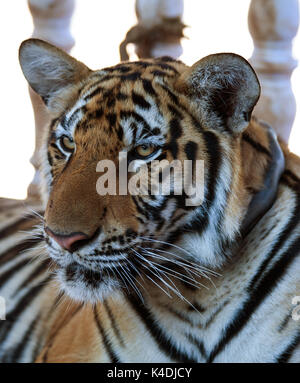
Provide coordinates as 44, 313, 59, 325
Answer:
54, 244, 154, 300
53, 242, 208, 304
52, 245, 140, 284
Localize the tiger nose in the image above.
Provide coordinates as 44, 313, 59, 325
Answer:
45, 227, 90, 252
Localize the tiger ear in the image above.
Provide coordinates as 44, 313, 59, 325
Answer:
19, 39, 91, 112
175, 53, 260, 134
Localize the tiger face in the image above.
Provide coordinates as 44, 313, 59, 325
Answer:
19, 39, 261, 303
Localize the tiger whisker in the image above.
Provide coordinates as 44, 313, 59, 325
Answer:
139, 247, 209, 290
126, 258, 147, 289
144, 247, 218, 290
118, 262, 145, 303
132, 249, 203, 314
132, 249, 173, 299
25, 206, 45, 221
140, 236, 221, 277
140, 246, 209, 279
113, 265, 132, 296
138, 257, 202, 314
140, 245, 214, 284
145, 257, 206, 290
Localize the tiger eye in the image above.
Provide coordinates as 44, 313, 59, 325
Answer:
60, 136, 75, 152
136, 144, 155, 158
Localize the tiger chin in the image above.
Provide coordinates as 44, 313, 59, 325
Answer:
18, 38, 281, 304
57, 264, 121, 304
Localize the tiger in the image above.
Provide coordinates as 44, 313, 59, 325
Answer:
0, 38, 299, 363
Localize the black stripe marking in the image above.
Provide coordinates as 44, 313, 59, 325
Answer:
284, 169, 300, 184
277, 331, 300, 363
159, 56, 177, 62
169, 118, 182, 139
278, 309, 294, 333
0, 200, 25, 213
154, 62, 179, 73
0, 258, 30, 287
151, 69, 174, 78
158, 83, 179, 105
117, 124, 124, 141
47, 151, 53, 167
106, 113, 117, 127
132, 91, 151, 109
0, 237, 43, 267
0, 276, 52, 345
187, 334, 207, 359
161, 304, 195, 326
84, 86, 104, 101
116, 66, 131, 73
168, 104, 183, 119
93, 307, 120, 362
61, 107, 85, 129
166, 118, 182, 159
187, 302, 206, 313
132, 196, 150, 220
203, 299, 230, 329
103, 301, 125, 347
142, 79, 157, 97
242, 132, 271, 157
134, 61, 152, 68
207, 232, 300, 362
250, 193, 300, 290
120, 72, 141, 81
0, 214, 41, 238
17, 259, 50, 291
185, 141, 198, 162
185, 131, 221, 233
89, 108, 103, 120
9, 315, 40, 362
127, 294, 197, 363
42, 304, 83, 362
120, 111, 151, 133
116, 92, 128, 101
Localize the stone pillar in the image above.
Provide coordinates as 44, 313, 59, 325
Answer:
27, 0, 75, 200
120, 0, 185, 61
248, 0, 299, 143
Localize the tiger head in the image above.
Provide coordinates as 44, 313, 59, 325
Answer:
19, 39, 279, 303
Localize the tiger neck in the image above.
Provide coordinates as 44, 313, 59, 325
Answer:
175, 119, 285, 270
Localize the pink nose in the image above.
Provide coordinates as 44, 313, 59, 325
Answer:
45, 227, 89, 252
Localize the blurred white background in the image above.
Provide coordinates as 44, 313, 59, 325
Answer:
0, 0, 299, 199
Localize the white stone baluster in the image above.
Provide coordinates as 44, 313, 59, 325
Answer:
27, 0, 75, 200
120, 0, 184, 61
248, 0, 299, 143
